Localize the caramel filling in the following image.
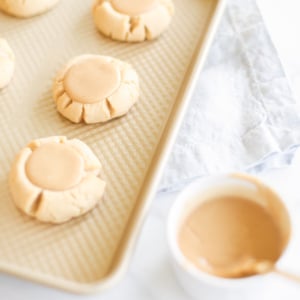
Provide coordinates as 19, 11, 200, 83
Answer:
64, 57, 120, 104
179, 196, 286, 278
111, 0, 157, 16
26, 143, 84, 191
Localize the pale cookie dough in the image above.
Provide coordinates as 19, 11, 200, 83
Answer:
53, 54, 139, 124
0, 38, 14, 89
9, 136, 106, 224
93, 0, 174, 42
0, 0, 60, 18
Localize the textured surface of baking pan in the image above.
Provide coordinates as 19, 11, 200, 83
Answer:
0, 0, 225, 293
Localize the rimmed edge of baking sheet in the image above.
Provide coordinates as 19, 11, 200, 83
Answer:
0, 0, 226, 293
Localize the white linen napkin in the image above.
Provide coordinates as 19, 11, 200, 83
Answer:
160, 0, 300, 192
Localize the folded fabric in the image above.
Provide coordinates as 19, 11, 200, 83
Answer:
160, 0, 300, 192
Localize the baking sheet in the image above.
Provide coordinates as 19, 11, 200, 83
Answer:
0, 0, 225, 293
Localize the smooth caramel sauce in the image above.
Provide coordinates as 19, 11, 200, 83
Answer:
111, 0, 157, 16
179, 196, 286, 278
26, 143, 84, 191
64, 57, 120, 104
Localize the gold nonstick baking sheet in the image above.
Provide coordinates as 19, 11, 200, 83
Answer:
0, 0, 225, 293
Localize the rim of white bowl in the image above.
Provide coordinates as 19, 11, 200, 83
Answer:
166, 173, 285, 289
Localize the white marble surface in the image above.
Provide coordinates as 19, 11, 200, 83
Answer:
257, 0, 300, 101
3, 1, 300, 299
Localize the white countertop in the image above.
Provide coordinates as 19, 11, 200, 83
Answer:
2, 1, 300, 299
257, 0, 300, 101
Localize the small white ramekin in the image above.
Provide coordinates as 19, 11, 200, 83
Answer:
167, 173, 290, 299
